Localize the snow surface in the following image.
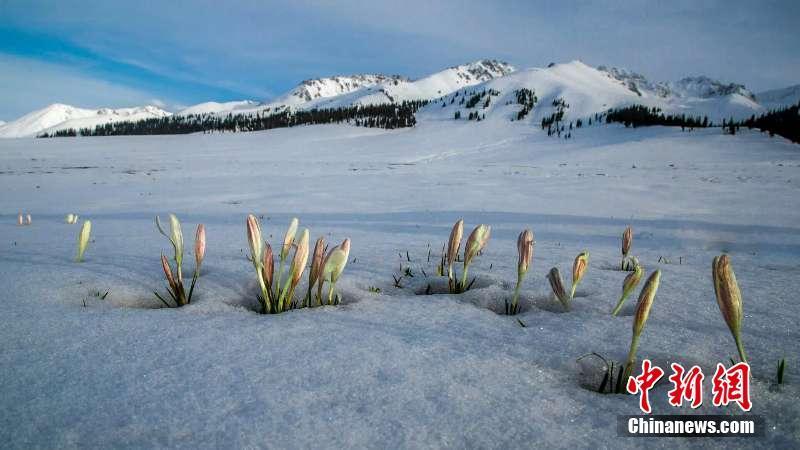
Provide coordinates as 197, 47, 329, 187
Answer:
0, 120, 798, 448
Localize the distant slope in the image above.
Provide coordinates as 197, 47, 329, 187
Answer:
756, 85, 800, 110
177, 100, 259, 116
0, 104, 171, 138
304, 60, 516, 109
419, 61, 764, 125
273, 74, 408, 106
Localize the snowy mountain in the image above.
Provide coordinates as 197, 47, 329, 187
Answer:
670, 76, 754, 100
756, 84, 800, 110
274, 74, 408, 106
0, 103, 171, 138
419, 61, 764, 125
177, 100, 259, 116
597, 65, 672, 98
301, 59, 516, 109
597, 66, 756, 100
180, 59, 516, 119
0, 59, 787, 138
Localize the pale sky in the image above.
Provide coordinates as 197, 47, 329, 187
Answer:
1, 0, 798, 120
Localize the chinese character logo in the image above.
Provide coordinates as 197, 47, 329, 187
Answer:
627, 359, 665, 414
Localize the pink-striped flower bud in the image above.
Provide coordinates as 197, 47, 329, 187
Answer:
447, 219, 464, 267
309, 237, 325, 286
517, 229, 534, 275
622, 226, 632, 257
194, 224, 206, 268
246, 214, 262, 264
262, 243, 274, 287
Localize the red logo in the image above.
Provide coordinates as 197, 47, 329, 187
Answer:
627, 359, 665, 414
667, 363, 705, 408
711, 362, 752, 411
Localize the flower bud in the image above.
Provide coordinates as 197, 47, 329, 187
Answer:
262, 243, 274, 286
290, 229, 310, 287
340, 238, 351, 261
195, 224, 206, 268
25, 214, 32, 225
309, 237, 325, 286
712, 255, 746, 363
168, 214, 184, 266
246, 214, 263, 264
76, 220, 92, 262
622, 226, 632, 257
17, 212, 23, 226
66, 214, 74, 224
281, 217, 299, 260
161, 254, 177, 291
517, 229, 534, 275
464, 224, 491, 267
612, 264, 643, 316
632, 270, 661, 338
547, 267, 570, 309
447, 219, 464, 267
624, 269, 662, 381
570, 250, 589, 298
322, 238, 351, 283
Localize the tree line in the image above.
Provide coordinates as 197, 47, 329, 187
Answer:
39, 101, 428, 138
736, 102, 800, 144
604, 105, 709, 129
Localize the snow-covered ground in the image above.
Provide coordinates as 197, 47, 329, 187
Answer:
1, 122, 798, 448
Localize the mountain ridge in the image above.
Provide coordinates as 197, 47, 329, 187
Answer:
2, 59, 795, 138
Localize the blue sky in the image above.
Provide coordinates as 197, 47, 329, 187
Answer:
1, 0, 798, 120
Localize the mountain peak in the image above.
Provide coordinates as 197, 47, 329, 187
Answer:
0, 103, 171, 138
672, 76, 754, 100
281, 74, 409, 105
445, 59, 515, 83
756, 84, 800, 109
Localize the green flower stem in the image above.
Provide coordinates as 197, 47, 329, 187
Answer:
511, 271, 524, 312
275, 258, 285, 300
622, 334, 641, 385
611, 295, 626, 317
328, 281, 337, 305
459, 265, 470, 293
735, 335, 748, 365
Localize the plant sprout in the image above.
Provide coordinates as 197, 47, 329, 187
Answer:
547, 267, 571, 310
75, 220, 92, 262
570, 250, 589, 298
611, 264, 643, 316
712, 254, 747, 364
154, 215, 205, 307
508, 229, 533, 314
443, 219, 490, 294
317, 238, 351, 305
621, 226, 632, 270
306, 236, 326, 306
622, 270, 661, 382
246, 215, 311, 313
